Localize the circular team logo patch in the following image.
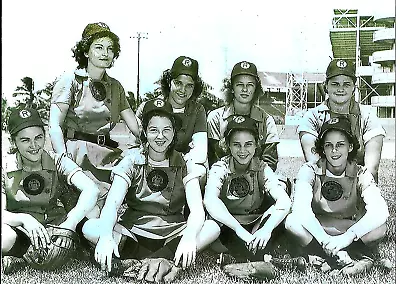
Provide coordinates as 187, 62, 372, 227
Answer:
182, 58, 192, 67
240, 61, 250, 69
89, 80, 107, 101
23, 174, 45, 195
328, 117, 339, 124
147, 169, 169, 192
336, 59, 347, 69
233, 116, 245, 124
321, 180, 343, 201
229, 177, 250, 198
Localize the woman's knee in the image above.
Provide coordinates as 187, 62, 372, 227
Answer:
81, 218, 102, 242
361, 223, 387, 244
1, 224, 17, 253
285, 213, 302, 233
196, 220, 221, 251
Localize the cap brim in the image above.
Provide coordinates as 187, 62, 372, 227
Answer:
224, 126, 258, 139
326, 71, 356, 80
232, 71, 257, 78
9, 121, 45, 135
143, 110, 182, 131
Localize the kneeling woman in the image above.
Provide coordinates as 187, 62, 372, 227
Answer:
285, 117, 389, 275
2, 108, 99, 273
83, 99, 213, 282
203, 116, 291, 271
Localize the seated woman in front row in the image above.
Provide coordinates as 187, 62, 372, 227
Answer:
285, 117, 389, 275
82, 99, 216, 283
203, 115, 291, 279
2, 107, 99, 274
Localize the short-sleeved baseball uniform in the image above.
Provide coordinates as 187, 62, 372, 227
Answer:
293, 159, 389, 239
297, 100, 386, 165
207, 103, 279, 169
2, 150, 82, 225
206, 156, 287, 228
52, 69, 132, 205
110, 150, 192, 239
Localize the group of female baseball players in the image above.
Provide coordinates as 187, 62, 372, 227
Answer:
2, 22, 391, 282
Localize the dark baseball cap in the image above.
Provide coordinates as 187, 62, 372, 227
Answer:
231, 61, 258, 80
224, 115, 259, 139
8, 107, 45, 135
82, 22, 118, 40
326, 59, 356, 81
318, 116, 359, 150
142, 99, 182, 130
170, 56, 199, 80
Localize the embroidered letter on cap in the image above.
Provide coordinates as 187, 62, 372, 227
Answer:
19, 109, 32, 119
233, 116, 245, 123
328, 117, 339, 124
336, 60, 347, 69
182, 58, 192, 67
240, 61, 250, 69
154, 99, 165, 108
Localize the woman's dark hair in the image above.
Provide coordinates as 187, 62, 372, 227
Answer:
159, 69, 204, 102
8, 126, 46, 154
315, 129, 358, 161
140, 110, 178, 158
224, 75, 264, 104
72, 32, 121, 69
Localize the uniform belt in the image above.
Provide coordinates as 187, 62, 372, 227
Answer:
68, 131, 119, 148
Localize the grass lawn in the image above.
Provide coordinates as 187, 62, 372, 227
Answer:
1, 158, 396, 284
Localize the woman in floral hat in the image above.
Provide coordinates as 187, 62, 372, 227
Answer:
48, 22, 141, 213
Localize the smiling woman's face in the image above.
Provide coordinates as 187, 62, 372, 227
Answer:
14, 126, 45, 163
228, 130, 256, 166
168, 74, 195, 108
326, 75, 355, 105
86, 37, 115, 69
323, 130, 353, 168
146, 115, 175, 155
232, 75, 257, 105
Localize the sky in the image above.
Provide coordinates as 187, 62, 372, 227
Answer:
2, 0, 396, 103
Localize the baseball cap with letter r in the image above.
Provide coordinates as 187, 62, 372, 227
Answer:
8, 107, 45, 135
231, 61, 258, 81
170, 56, 199, 80
326, 59, 356, 81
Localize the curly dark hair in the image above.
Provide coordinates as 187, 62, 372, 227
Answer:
140, 110, 178, 158
159, 69, 204, 102
224, 75, 264, 104
315, 129, 359, 161
71, 32, 121, 69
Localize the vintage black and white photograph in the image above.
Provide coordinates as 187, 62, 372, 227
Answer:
1, 0, 396, 283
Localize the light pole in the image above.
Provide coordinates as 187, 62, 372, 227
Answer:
131, 32, 148, 107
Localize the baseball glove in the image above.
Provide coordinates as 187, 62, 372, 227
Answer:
123, 258, 181, 283
23, 224, 79, 271
222, 261, 279, 280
